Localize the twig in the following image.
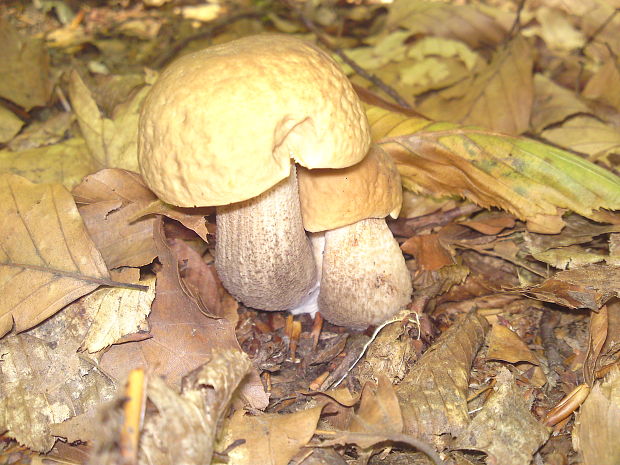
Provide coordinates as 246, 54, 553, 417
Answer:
283, 0, 412, 109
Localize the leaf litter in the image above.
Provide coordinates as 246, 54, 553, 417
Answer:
1, 1, 620, 465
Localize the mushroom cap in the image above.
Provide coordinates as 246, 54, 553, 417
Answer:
298, 145, 403, 232
138, 34, 371, 207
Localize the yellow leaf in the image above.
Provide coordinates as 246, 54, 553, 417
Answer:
417, 36, 534, 135
0, 138, 96, 190
0, 174, 110, 337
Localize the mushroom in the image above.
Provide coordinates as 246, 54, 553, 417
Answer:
298, 145, 412, 327
138, 34, 371, 311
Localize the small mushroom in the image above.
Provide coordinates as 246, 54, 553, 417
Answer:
138, 34, 371, 311
298, 145, 412, 327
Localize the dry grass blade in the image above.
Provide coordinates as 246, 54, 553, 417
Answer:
0, 174, 110, 337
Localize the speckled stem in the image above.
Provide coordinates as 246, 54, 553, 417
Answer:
215, 165, 317, 311
318, 218, 412, 327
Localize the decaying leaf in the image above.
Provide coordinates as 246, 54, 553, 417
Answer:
397, 311, 489, 446
0, 174, 110, 337
368, 105, 620, 233
80, 276, 155, 353
418, 36, 534, 135
523, 264, 620, 310
220, 406, 323, 465
0, 17, 52, 109
72, 169, 159, 269
139, 350, 252, 465
572, 369, 620, 465
88, 350, 252, 465
0, 138, 96, 190
98, 219, 269, 408
454, 368, 550, 465
0, 298, 117, 452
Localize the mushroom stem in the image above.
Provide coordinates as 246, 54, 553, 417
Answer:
318, 218, 412, 327
215, 165, 317, 311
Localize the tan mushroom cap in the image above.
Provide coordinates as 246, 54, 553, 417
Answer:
297, 145, 403, 232
138, 34, 371, 208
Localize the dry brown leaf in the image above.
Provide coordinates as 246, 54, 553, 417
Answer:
319, 432, 444, 465
386, 1, 506, 48
0, 17, 52, 109
401, 234, 455, 270
417, 36, 534, 135
139, 351, 252, 465
0, 174, 110, 337
583, 59, 620, 113
454, 368, 550, 465
80, 276, 155, 353
541, 115, 620, 167
132, 199, 210, 242
0, 107, 23, 143
167, 238, 234, 319
72, 169, 159, 269
351, 375, 403, 435
221, 407, 323, 465
0, 138, 96, 190
524, 216, 620, 255
68, 70, 148, 172
523, 264, 620, 310
87, 350, 252, 465
353, 321, 417, 387
530, 6, 586, 51
583, 306, 608, 387
531, 74, 591, 133
457, 211, 516, 235
397, 312, 490, 446
487, 324, 540, 365
0, 298, 117, 452
572, 368, 620, 465
98, 218, 269, 408
7, 112, 75, 151
532, 245, 606, 270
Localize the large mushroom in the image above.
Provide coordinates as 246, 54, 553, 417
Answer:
298, 145, 412, 327
138, 34, 371, 311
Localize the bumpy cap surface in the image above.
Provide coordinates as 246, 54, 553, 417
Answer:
298, 145, 403, 232
138, 34, 371, 207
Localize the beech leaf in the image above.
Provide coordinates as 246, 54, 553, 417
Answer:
0, 174, 110, 337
